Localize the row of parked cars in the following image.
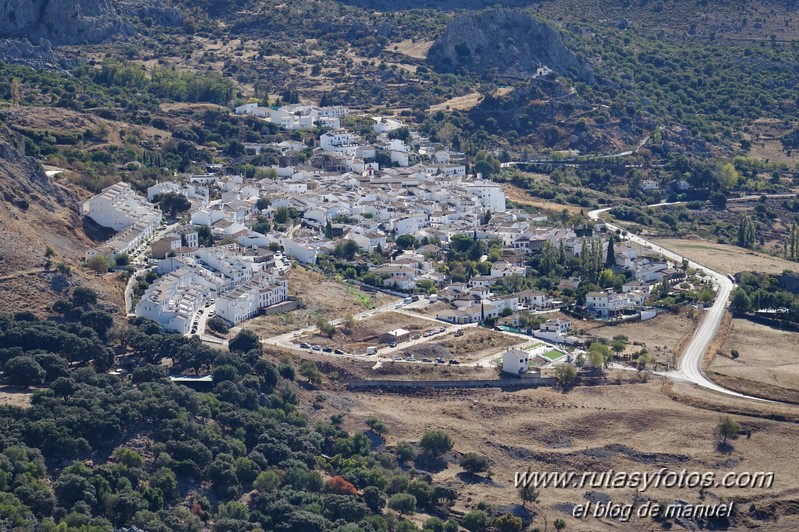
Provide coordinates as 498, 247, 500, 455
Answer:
299, 342, 347, 355
422, 327, 446, 338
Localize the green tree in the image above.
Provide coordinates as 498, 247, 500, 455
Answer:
718, 162, 740, 190
4, 356, 46, 387
492, 514, 523, 532
388, 493, 416, 516
157, 193, 192, 217
730, 287, 751, 310
366, 417, 389, 436
518, 477, 539, 509
419, 429, 453, 457
605, 237, 616, 267
396, 234, 418, 251
554, 518, 567, 530
716, 416, 741, 444
555, 363, 577, 386
540, 240, 559, 276
737, 213, 755, 249
87, 254, 110, 274
299, 360, 322, 385
396, 441, 417, 463
274, 207, 290, 224
229, 329, 262, 354
462, 510, 491, 532
587, 342, 612, 370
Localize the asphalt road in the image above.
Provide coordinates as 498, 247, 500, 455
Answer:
589, 207, 774, 403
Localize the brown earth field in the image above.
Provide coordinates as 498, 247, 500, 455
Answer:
584, 310, 699, 368
652, 237, 799, 276
302, 376, 799, 531
297, 311, 436, 353
710, 317, 799, 404
241, 267, 398, 337
399, 327, 523, 364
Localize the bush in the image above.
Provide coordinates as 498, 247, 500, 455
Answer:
419, 429, 453, 457
459, 453, 489, 475
207, 316, 229, 334
462, 510, 491, 532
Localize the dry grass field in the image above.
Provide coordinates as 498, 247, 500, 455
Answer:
391, 39, 434, 60
242, 267, 397, 337
503, 183, 582, 215
0, 387, 32, 409
710, 318, 799, 403
653, 238, 799, 276
304, 378, 799, 531
429, 92, 484, 112
298, 311, 435, 353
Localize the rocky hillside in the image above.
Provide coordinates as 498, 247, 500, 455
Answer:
0, 123, 123, 315
427, 8, 591, 80
0, 0, 127, 44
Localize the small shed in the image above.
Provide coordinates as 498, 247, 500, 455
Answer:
381, 328, 410, 344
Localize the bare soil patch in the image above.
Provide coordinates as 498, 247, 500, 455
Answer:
242, 267, 398, 337
300, 311, 433, 353
391, 39, 434, 60
400, 328, 521, 364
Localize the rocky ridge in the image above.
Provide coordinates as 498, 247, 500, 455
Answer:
427, 8, 591, 81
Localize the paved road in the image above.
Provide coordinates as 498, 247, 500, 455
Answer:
589, 207, 774, 402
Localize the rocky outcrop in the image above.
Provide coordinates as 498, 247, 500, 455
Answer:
427, 8, 591, 80
0, 123, 75, 212
0, 38, 74, 69
0, 0, 128, 45
117, 0, 184, 27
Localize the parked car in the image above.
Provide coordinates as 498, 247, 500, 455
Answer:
411, 295, 420, 302
300, 342, 310, 349
392, 355, 402, 361
405, 356, 416, 362
333, 348, 344, 355
422, 358, 432, 363
435, 358, 444, 364
448, 359, 460, 365
454, 329, 464, 337
322, 346, 333, 353
390, 342, 397, 348
311, 345, 322, 351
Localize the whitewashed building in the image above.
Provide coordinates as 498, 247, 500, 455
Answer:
215, 274, 289, 325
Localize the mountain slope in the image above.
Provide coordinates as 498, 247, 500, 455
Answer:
0, 122, 123, 315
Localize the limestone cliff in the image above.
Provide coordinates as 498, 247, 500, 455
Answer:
0, 0, 127, 44
427, 8, 591, 80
